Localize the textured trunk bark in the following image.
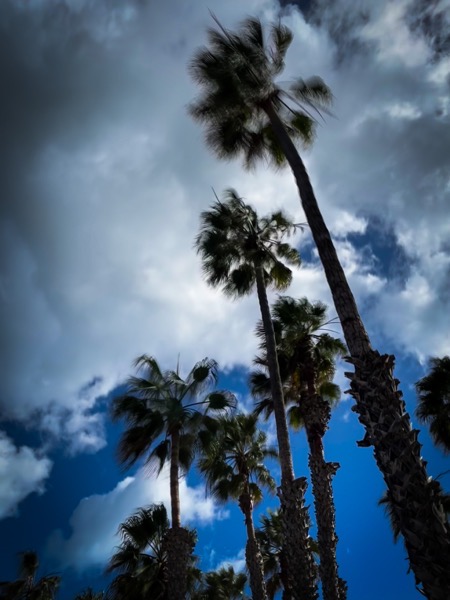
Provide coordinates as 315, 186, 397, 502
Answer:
239, 491, 268, 600
302, 381, 346, 600
280, 550, 293, 600
264, 101, 450, 599
163, 527, 195, 600
277, 478, 318, 600
255, 266, 318, 600
164, 428, 195, 600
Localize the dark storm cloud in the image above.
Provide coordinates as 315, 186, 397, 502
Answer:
0, 0, 142, 419
0, 1, 139, 227
0, 0, 274, 436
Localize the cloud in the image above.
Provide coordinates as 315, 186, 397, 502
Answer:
46, 464, 228, 570
216, 547, 246, 573
0, 431, 52, 519
1, 0, 449, 455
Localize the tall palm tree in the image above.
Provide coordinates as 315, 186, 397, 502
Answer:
196, 189, 318, 600
199, 413, 277, 600
112, 356, 235, 600
189, 17, 450, 597
415, 356, 450, 453
251, 296, 347, 600
0, 551, 60, 600
191, 566, 249, 600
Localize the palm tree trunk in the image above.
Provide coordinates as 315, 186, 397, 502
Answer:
255, 266, 293, 485
302, 383, 346, 600
255, 266, 318, 600
263, 101, 450, 599
239, 490, 268, 600
163, 527, 195, 600
164, 428, 195, 600
170, 429, 181, 529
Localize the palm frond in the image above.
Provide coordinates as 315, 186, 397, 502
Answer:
147, 439, 171, 475
269, 23, 293, 75
415, 356, 450, 452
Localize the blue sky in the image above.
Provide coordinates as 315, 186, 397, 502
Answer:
0, 0, 449, 598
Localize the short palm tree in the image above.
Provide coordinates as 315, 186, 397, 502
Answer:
0, 551, 60, 600
415, 356, 450, 453
251, 297, 347, 600
256, 510, 291, 600
199, 413, 277, 600
106, 503, 170, 600
196, 189, 318, 599
192, 566, 249, 600
189, 16, 450, 597
112, 356, 235, 600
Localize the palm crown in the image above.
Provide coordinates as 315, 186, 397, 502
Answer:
192, 566, 249, 600
112, 354, 235, 534
196, 188, 301, 297
189, 16, 332, 168
199, 413, 277, 505
112, 355, 235, 473
106, 503, 200, 600
415, 356, 450, 453
0, 551, 60, 600
251, 296, 346, 424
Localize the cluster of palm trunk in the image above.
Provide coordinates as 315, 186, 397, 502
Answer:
185, 14, 450, 600
111, 270, 349, 600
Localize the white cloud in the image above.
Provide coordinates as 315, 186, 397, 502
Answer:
0, 431, 52, 519
361, 0, 430, 68
217, 547, 246, 573
46, 464, 228, 570
0, 0, 449, 455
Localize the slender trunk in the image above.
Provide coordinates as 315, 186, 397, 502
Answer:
263, 102, 369, 357
264, 101, 450, 599
255, 266, 318, 600
164, 428, 194, 600
170, 428, 181, 528
302, 376, 346, 600
239, 490, 268, 600
255, 265, 293, 484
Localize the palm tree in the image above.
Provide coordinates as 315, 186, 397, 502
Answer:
415, 356, 450, 453
0, 551, 60, 600
251, 297, 347, 600
192, 566, 249, 600
196, 189, 318, 599
199, 413, 277, 600
112, 356, 235, 600
106, 503, 170, 599
189, 17, 450, 597
256, 510, 291, 600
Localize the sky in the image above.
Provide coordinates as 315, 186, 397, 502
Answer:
0, 0, 449, 597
